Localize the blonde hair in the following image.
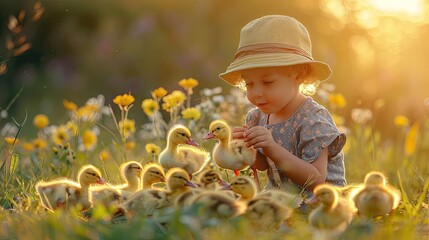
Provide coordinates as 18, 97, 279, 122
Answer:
236, 64, 321, 96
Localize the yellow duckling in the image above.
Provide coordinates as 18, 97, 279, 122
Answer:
89, 185, 122, 209
308, 184, 354, 236
257, 190, 303, 209
119, 167, 198, 218
189, 191, 245, 219
222, 176, 258, 203
159, 125, 210, 176
115, 161, 143, 192
203, 120, 257, 178
245, 196, 292, 231
352, 171, 401, 219
141, 163, 165, 189
36, 165, 105, 211
196, 169, 229, 190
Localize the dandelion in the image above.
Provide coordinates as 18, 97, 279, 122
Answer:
119, 119, 136, 139
328, 93, 347, 108
404, 122, 419, 157
81, 130, 97, 151
33, 138, 47, 150
145, 143, 161, 155
141, 99, 159, 116
33, 114, 49, 129
394, 115, 409, 128
4, 136, 18, 145
179, 78, 199, 94
162, 90, 186, 112
113, 93, 135, 109
351, 108, 372, 125
63, 99, 78, 111
99, 149, 110, 161
151, 87, 168, 99
181, 107, 201, 121
22, 142, 35, 151
125, 141, 136, 150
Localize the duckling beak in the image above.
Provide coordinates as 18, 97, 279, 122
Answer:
97, 178, 106, 184
186, 138, 200, 147
202, 132, 215, 140
185, 180, 199, 188
218, 179, 229, 187
220, 183, 232, 190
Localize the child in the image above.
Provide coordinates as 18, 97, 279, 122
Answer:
220, 15, 346, 193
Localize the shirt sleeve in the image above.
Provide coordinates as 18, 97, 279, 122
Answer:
245, 107, 261, 128
298, 108, 346, 163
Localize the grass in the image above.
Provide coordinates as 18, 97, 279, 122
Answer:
1, 83, 429, 239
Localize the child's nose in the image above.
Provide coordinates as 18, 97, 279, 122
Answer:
252, 85, 264, 97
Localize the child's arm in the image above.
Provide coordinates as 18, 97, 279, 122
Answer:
232, 125, 268, 171
243, 126, 328, 190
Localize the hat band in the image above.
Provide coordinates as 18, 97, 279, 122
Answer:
234, 43, 313, 61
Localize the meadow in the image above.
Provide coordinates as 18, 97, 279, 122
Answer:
1, 78, 429, 240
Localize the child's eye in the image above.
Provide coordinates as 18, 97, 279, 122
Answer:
245, 82, 253, 86
263, 81, 274, 84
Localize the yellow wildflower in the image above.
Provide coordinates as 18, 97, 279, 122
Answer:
33, 138, 47, 150
52, 125, 70, 146
145, 143, 161, 155
141, 99, 159, 116
125, 141, 136, 150
162, 90, 186, 112
328, 93, 347, 108
151, 87, 168, 99
22, 142, 35, 151
181, 107, 201, 121
63, 99, 78, 111
75, 105, 99, 122
404, 122, 419, 157
179, 78, 199, 94
82, 130, 97, 151
4, 137, 18, 145
66, 121, 79, 136
394, 115, 409, 128
119, 119, 136, 139
99, 149, 110, 161
33, 114, 49, 129
113, 93, 135, 109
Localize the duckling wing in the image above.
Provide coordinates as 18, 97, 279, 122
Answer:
213, 140, 255, 170
36, 179, 79, 210
176, 145, 210, 174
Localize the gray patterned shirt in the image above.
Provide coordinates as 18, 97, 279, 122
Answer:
246, 97, 346, 194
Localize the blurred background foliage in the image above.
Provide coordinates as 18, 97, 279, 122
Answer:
1, 0, 429, 138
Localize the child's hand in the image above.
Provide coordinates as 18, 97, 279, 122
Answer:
232, 125, 248, 139
243, 126, 275, 151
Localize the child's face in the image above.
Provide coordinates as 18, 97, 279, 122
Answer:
241, 67, 299, 115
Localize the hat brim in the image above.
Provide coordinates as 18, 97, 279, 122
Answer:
219, 53, 332, 86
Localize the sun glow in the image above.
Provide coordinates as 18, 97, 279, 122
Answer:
370, 0, 424, 18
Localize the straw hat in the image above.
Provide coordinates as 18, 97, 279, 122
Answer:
220, 15, 332, 85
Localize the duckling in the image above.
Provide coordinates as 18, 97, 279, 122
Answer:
203, 120, 259, 185
308, 184, 354, 235
36, 165, 105, 211
141, 163, 165, 189
89, 185, 122, 209
115, 161, 143, 193
159, 125, 210, 176
118, 167, 198, 219
352, 171, 401, 219
222, 176, 258, 203
245, 197, 292, 231
189, 191, 245, 219
257, 190, 303, 209
196, 169, 229, 190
